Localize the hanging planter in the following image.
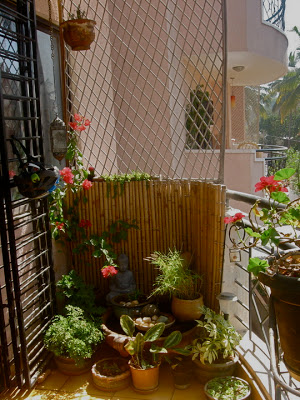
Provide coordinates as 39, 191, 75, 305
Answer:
61, 7, 96, 51
61, 19, 96, 51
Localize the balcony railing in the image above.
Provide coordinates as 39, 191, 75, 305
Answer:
262, 0, 286, 30
225, 190, 300, 399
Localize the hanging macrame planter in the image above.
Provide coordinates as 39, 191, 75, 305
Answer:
61, 18, 96, 51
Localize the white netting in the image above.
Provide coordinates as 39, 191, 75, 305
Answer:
60, 0, 225, 181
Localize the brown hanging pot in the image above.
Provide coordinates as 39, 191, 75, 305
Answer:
61, 19, 96, 51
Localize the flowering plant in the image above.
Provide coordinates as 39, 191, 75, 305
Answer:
49, 114, 93, 241
225, 168, 300, 277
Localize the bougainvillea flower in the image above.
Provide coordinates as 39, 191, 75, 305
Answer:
82, 179, 93, 190
224, 212, 245, 224
101, 265, 118, 278
79, 219, 92, 228
84, 119, 91, 126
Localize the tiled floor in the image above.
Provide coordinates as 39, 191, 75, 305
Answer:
0, 364, 206, 400
0, 343, 206, 400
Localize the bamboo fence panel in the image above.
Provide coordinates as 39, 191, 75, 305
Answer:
66, 179, 226, 309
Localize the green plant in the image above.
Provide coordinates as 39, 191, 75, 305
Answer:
205, 376, 250, 400
185, 85, 214, 149
100, 171, 152, 198
67, 6, 87, 20
224, 168, 300, 277
147, 249, 202, 300
43, 305, 104, 365
286, 147, 300, 195
120, 315, 188, 369
189, 306, 241, 365
56, 270, 106, 321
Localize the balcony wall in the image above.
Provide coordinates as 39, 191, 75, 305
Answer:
227, 0, 288, 86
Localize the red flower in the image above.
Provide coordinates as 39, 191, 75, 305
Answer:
88, 166, 95, 172
79, 219, 92, 228
101, 265, 118, 278
224, 212, 245, 224
9, 170, 16, 178
60, 167, 74, 184
60, 167, 72, 176
77, 125, 86, 132
74, 114, 83, 122
84, 119, 91, 126
255, 176, 288, 193
82, 179, 92, 190
69, 121, 78, 131
55, 221, 64, 230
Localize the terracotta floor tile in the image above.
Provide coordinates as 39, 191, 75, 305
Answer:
59, 372, 113, 399
35, 369, 69, 391
171, 380, 206, 400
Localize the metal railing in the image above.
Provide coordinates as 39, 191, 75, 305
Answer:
256, 144, 288, 175
262, 0, 286, 30
225, 190, 300, 399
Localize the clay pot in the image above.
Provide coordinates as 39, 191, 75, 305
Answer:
129, 361, 160, 393
171, 295, 204, 321
193, 352, 239, 384
92, 357, 131, 391
61, 19, 96, 51
54, 355, 92, 375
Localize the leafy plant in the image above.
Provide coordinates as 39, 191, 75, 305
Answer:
147, 249, 202, 300
205, 376, 250, 400
120, 314, 188, 369
286, 147, 300, 195
225, 168, 300, 277
67, 6, 87, 20
189, 306, 241, 365
44, 305, 104, 365
100, 171, 152, 198
56, 270, 106, 321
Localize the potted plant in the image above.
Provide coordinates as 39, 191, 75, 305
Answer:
204, 376, 251, 400
165, 356, 193, 389
147, 249, 203, 321
189, 306, 241, 384
60, 6, 96, 51
224, 167, 300, 381
44, 305, 104, 375
120, 314, 189, 393
91, 357, 131, 391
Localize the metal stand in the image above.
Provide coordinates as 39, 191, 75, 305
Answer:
269, 296, 300, 399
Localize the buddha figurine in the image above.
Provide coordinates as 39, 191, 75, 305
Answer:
106, 253, 136, 303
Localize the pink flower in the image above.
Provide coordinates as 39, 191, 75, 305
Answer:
82, 179, 92, 190
224, 212, 245, 224
9, 170, 16, 178
60, 167, 72, 176
101, 265, 118, 278
60, 167, 74, 184
79, 219, 92, 228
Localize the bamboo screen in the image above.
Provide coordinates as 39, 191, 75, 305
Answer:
67, 179, 226, 310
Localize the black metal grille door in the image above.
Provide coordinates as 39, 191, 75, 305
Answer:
0, 0, 56, 390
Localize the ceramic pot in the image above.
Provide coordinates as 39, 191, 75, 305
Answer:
61, 19, 96, 50
171, 295, 204, 321
204, 376, 251, 400
258, 271, 300, 381
54, 355, 92, 375
193, 352, 239, 384
92, 357, 131, 391
129, 361, 160, 393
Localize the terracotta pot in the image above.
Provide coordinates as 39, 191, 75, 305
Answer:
258, 271, 300, 381
171, 295, 204, 321
92, 357, 131, 391
129, 361, 160, 393
204, 376, 251, 400
193, 352, 239, 384
61, 19, 96, 51
54, 355, 92, 375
